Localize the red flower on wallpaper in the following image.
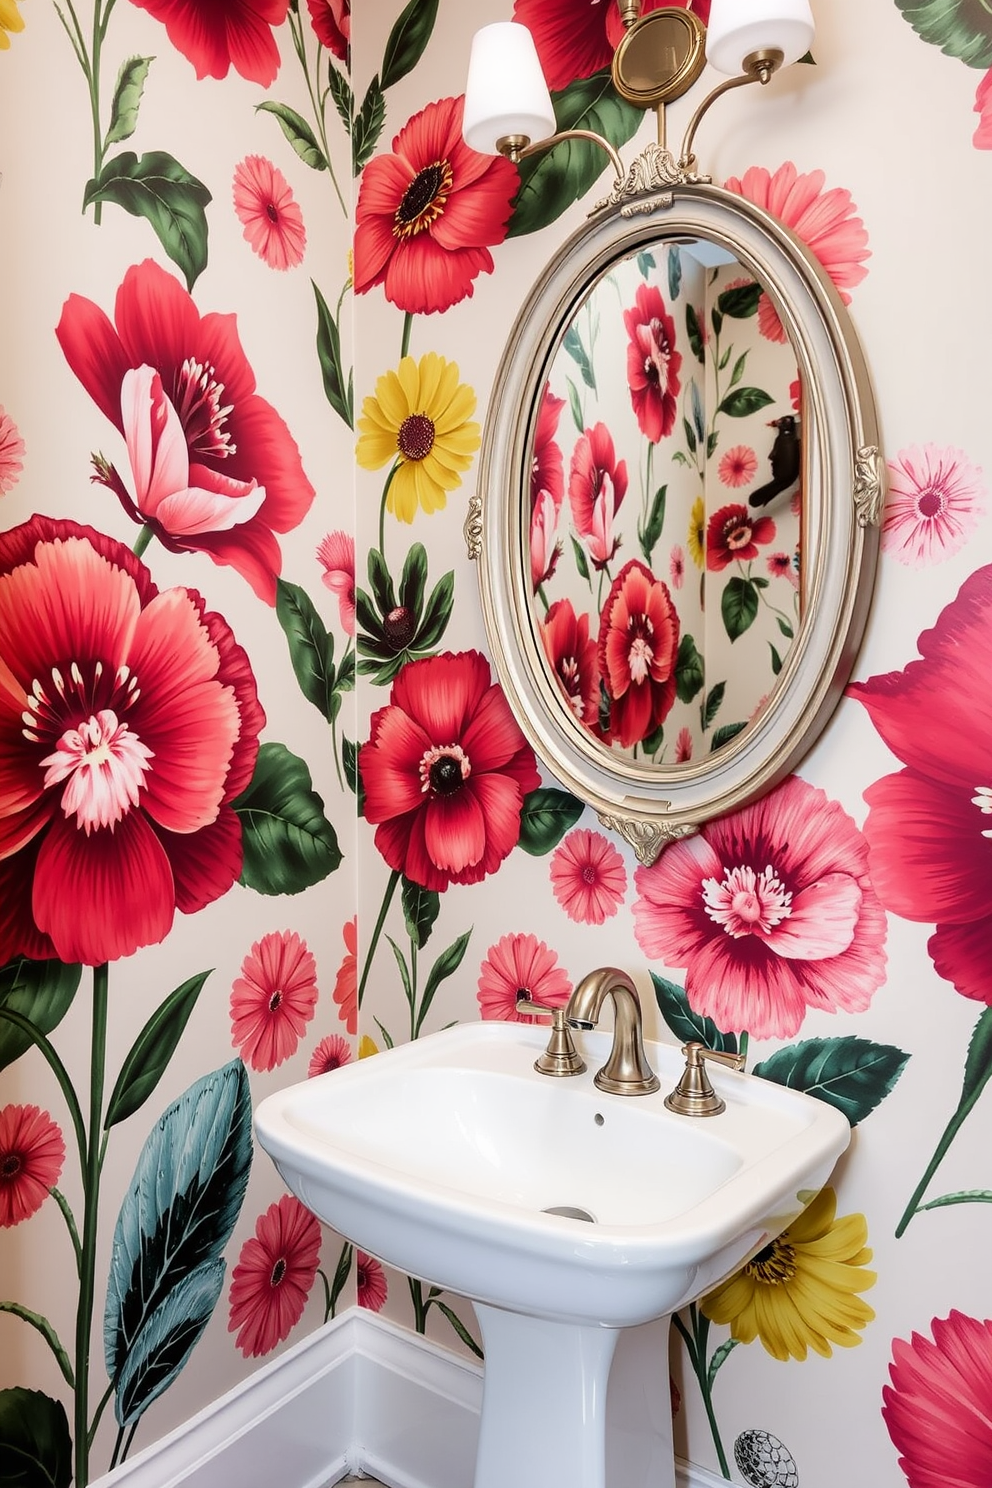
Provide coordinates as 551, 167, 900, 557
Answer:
568, 422, 628, 570
476, 931, 572, 1021
848, 566, 992, 1004
531, 384, 566, 589
624, 283, 681, 444
356, 1251, 387, 1311
0, 1105, 65, 1228
359, 650, 540, 893
331, 916, 357, 1034
632, 774, 888, 1039
233, 155, 307, 270
306, 0, 348, 62
550, 829, 627, 926
56, 258, 315, 604
230, 930, 319, 1071
128, 0, 290, 86
706, 503, 776, 571
598, 559, 679, 750
308, 1034, 352, 1075
540, 598, 600, 732
0, 406, 25, 494
0, 516, 264, 967
512, 0, 710, 92
718, 445, 758, 489
884, 1311, 992, 1486
228, 1194, 322, 1357
317, 530, 356, 635
354, 95, 518, 316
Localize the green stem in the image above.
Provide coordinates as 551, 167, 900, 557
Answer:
378, 463, 399, 564
289, 8, 347, 216
51, 1186, 83, 1274
679, 1306, 732, 1480
408, 1276, 428, 1333
357, 869, 400, 1008
119, 1419, 140, 1463
74, 963, 109, 1488
132, 524, 154, 559
408, 938, 419, 1043
400, 312, 414, 361
0, 1301, 74, 1387
109, 1423, 126, 1473
87, 1380, 115, 1451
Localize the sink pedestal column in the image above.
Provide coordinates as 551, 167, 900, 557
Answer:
473, 1305, 675, 1488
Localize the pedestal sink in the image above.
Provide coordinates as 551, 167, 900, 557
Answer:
254, 1021, 850, 1488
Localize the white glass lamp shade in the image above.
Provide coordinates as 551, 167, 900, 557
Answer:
463, 23, 556, 155
705, 0, 815, 76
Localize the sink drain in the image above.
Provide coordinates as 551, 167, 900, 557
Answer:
542, 1204, 596, 1223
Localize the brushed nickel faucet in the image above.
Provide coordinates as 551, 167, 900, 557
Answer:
564, 966, 660, 1096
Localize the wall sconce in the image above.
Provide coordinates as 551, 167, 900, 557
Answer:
463, 0, 814, 185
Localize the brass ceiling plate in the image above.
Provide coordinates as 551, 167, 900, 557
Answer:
611, 9, 707, 108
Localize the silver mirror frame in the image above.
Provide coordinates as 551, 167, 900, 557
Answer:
467, 178, 883, 866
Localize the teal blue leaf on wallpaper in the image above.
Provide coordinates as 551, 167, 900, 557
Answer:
328, 66, 353, 133
690, 381, 705, 444
235, 742, 343, 894
353, 76, 386, 175
402, 877, 441, 950
313, 281, 354, 428
667, 247, 682, 301
894, 0, 992, 67
105, 1061, 252, 1427
516, 788, 585, 856
651, 974, 739, 1055
0, 1388, 72, 1488
83, 152, 211, 291
381, 0, 440, 89
637, 250, 656, 277
675, 633, 704, 704
104, 57, 153, 148
718, 386, 774, 419
638, 484, 667, 561
508, 71, 643, 238
276, 578, 343, 722
0, 959, 81, 1071
710, 720, 747, 751
722, 576, 759, 640
256, 101, 329, 170
563, 325, 597, 392
104, 973, 211, 1130
753, 1038, 910, 1126
718, 281, 761, 319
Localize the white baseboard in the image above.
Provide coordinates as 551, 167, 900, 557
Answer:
90, 1309, 726, 1488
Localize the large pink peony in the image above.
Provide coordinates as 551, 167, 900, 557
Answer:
0, 517, 264, 966
57, 259, 314, 604
883, 1311, 992, 1487
128, 0, 290, 86
632, 775, 887, 1038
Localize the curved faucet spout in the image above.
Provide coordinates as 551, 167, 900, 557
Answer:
566, 967, 660, 1096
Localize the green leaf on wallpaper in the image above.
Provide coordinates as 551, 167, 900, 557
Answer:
104, 972, 211, 1130
276, 577, 340, 721
563, 324, 597, 391
235, 742, 343, 894
701, 681, 725, 729
728, 352, 747, 389
675, 633, 704, 704
256, 101, 329, 171
353, 75, 386, 175
104, 56, 153, 148
718, 281, 761, 319
718, 386, 774, 419
686, 303, 705, 363
516, 787, 585, 856
417, 930, 472, 1036
313, 280, 354, 428
508, 70, 643, 238
894, 0, 992, 68
667, 247, 682, 301
0, 958, 81, 1072
690, 381, 705, 444
722, 577, 759, 640
328, 63, 354, 133
682, 415, 697, 455
381, 0, 439, 90
710, 720, 747, 751
105, 1061, 252, 1427
718, 346, 731, 371
753, 1038, 911, 1126
433, 1300, 484, 1359
402, 878, 440, 950
711, 306, 724, 339
567, 376, 584, 434
637, 251, 656, 277
638, 483, 667, 561
651, 974, 739, 1056
84, 151, 210, 291
342, 736, 359, 795
0, 1387, 72, 1488
570, 533, 590, 583
769, 641, 783, 676
777, 615, 795, 639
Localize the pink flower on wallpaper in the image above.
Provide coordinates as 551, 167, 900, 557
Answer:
477, 931, 572, 1021
599, 560, 680, 750
674, 726, 693, 762
332, 916, 357, 1034
308, 1034, 352, 1076
228, 1194, 322, 1358
0, 517, 263, 967
848, 566, 992, 1004
128, 0, 289, 85
233, 156, 306, 270
306, 0, 348, 61
718, 445, 758, 489
767, 550, 799, 589
531, 488, 562, 592
624, 283, 681, 444
540, 598, 600, 732
975, 70, 992, 149
632, 774, 887, 1039
0, 406, 25, 493
532, 383, 566, 511
882, 444, 986, 567
317, 530, 356, 634
883, 1311, 992, 1487
706, 503, 776, 571
230, 930, 318, 1071
723, 164, 870, 343
354, 95, 518, 316
512, 0, 709, 91
56, 258, 315, 604
669, 545, 685, 591
0, 1105, 65, 1228
550, 829, 627, 925
568, 423, 628, 569
356, 1251, 387, 1312
360, 651, 540, 893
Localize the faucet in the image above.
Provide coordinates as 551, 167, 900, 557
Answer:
565, 967, 660, 1096
664, 1041, 746, 1117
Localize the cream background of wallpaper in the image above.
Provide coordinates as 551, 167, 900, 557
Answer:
2, 0, 992, 1485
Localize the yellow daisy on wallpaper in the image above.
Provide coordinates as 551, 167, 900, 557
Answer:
688, 495, 706, 569
0, 0, 25, 48
700, 1186, 876, 1362
357, 352, 481, 523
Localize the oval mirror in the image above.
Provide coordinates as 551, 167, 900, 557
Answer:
467, 176, 883, 865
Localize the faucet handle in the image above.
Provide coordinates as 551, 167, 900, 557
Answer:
515, 996, 586, 1077
664, 1041, 746, 1117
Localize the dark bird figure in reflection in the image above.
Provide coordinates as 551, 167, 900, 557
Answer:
749, 415, 801, 508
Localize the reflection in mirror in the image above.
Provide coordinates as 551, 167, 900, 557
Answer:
530, 240, 804, 768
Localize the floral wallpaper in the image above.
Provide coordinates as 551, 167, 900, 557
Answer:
3, 0, 992, 1486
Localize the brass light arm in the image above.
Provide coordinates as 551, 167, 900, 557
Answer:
678, 47, 784, 169
496, 128, 626, 186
